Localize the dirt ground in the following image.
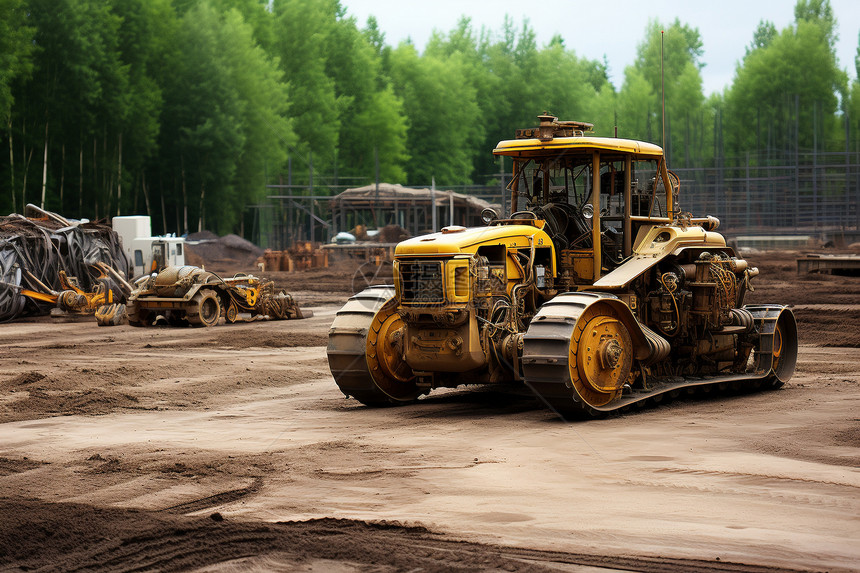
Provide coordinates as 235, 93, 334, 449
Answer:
1, 250, 858, 572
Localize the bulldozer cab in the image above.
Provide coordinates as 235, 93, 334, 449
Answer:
494, 116, 678, 282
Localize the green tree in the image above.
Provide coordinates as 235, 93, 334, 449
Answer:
426, 16, 502, 181
725, 0, 847, 155
156, 2, 293, 235
746, 20, 777, 55
219, 7, 294, 226
845, 31, 860, 152
158, 2, 245, 234
423, 16, 616, 181
111, 0, 175, 217
617, 66, 657, 141
16, 0, 130, 215
0, 0, 35, 212
621, 19, 706, 165
532, 39, 613, 134
362, 15, 386, 56
271, 0, 339, 181
794, 0, 836, 45
389, 43, 483, 186
209, 0, 275, 51
325, 9, 408, 183
0, 0, 34, 120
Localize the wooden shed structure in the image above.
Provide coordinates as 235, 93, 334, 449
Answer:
329, 183, 496, 237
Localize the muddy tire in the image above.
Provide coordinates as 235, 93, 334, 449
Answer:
187, 289, 221, 327
327, 286, 419, 406
225, 301, 239, 323
95, 303, 126, 327
523, 293, 632, 419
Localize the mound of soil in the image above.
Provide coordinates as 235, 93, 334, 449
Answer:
187, 230, 219, 242
185, 232, 264, 274
745, 249, 860, 346
377, 224, 410, 243
11, 389, 139, 420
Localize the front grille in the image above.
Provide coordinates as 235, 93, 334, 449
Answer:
399, 261, 444, 305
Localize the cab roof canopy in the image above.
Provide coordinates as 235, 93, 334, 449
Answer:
493, 115, 663, 158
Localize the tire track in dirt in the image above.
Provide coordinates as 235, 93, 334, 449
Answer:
610, 467, 860, 510
0, 498, 816, 573
160, 477, 263, 514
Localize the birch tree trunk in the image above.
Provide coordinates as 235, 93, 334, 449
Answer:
160, 176, 167, 234
106, 173, 114, 216
40, 120, 49, 209
22, 147, 33, 209
60, 143, 65, 210
93, 137, 97, 216
21, 117, 26, 209
79, 140, 83, 216
180, 154, 189, 234
102, 127, 107, 202
198, 180, 205, 233
117, 132, 122, 216
141, 170, 152, 218
160, 190, 167, 235
7, 115, 15, 213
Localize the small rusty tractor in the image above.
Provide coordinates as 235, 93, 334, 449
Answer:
126, 265, 310, 327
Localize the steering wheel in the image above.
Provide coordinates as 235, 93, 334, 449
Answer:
510, 210, 537, 220
547, 204, 571, 234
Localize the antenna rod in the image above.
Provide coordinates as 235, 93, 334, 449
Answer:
661, 30, 665, 153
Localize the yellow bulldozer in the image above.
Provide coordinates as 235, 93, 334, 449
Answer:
327, 115, 797, 418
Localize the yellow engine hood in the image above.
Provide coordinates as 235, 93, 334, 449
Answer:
395, 223, 554, 256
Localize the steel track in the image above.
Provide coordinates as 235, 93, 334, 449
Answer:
326, 286, 403, 406
522, 292, 796, 419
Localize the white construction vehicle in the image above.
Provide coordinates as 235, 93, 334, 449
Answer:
112, 216, 185, 279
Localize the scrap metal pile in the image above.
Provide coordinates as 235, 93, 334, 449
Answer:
0, 205, 130, 322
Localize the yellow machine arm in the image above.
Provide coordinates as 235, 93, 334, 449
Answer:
19, 263, 130, 325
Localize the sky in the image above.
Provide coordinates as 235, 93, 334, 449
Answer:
339, 0, 860, 96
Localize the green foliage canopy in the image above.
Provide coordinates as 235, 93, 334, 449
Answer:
0, 0, 855, 238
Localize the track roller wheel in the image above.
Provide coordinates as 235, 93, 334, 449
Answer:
767, 308, 798, 389
187, 288, 221, 327
523, 293, 638, 418
568, 303, 634, 407
327, 286, 418, 406
746, 305, 798, 390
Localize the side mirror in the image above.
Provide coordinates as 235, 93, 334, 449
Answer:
581, 204, 594, 220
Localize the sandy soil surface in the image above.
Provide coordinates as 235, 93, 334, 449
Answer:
0, 251, 858, 572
